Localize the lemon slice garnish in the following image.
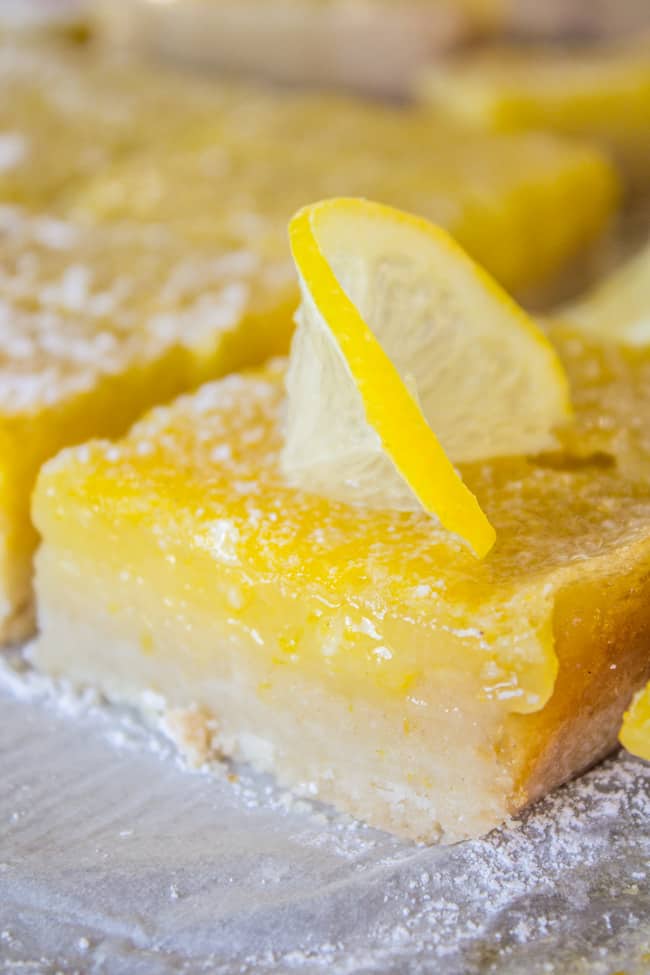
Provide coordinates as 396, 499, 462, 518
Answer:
620, 683, 650, 762
282, 198, 571, 558
564, 243, 650, 345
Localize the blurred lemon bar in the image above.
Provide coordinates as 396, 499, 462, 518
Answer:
68, 114, 619, 296
0, 43, 121, 207
0, 206, 293, 642
32, 210, 650, 842
1, 40, 618, 294
416, 43, 650, 188
0, 40, 236, 208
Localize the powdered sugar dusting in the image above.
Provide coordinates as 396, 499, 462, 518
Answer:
0, 207, 280, 413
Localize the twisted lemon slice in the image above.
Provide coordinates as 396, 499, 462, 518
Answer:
283, 199, 571, 558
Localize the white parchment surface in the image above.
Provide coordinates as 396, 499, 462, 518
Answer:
1, 654, 649, 975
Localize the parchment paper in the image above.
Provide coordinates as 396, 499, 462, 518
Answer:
1, 653, 649, 975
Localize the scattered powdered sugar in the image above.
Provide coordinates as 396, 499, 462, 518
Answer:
1, 647, 649, 974
0, 647, 181, 765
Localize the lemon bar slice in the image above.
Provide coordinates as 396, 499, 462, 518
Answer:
2, 40, 618, 293
416, 44, 650, 188
0, 40, 235, 208
0, 207, 293, 642
71, 121, 618, 297
32, 351, 650, 841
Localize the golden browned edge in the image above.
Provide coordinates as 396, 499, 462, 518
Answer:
506, 547, 650, 815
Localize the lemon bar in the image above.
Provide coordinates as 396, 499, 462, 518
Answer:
0, 40, 236, 208
0, 207, 293, 642
32, 346, 650, 841
2, 40, 618, 294
416, 44, 650, 188
70, 119, 618, 297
